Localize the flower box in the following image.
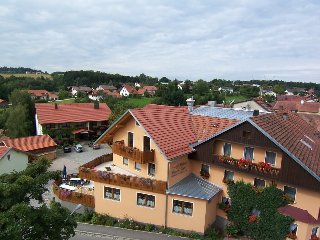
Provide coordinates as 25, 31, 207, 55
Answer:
218, 202, 230, 213
257, 161, 272, 172
287, 232, 297, 239
222, 177, 234, 185
238, 158, 252, 170
200, 169, 210, 179
251, 186, 264, 194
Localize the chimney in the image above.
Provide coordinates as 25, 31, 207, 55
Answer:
208, 101, 217, 107
253, 110, 259, 116
301, 100, 304, 105
94, 102, 99, 109
55, 103, 58, 109
283, 113, 287, 120
186, 96, 195, 112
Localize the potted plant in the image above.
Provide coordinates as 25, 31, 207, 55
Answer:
74, 193, 82, 198
282, 194, 295, 204
222, 177, 234, 185
251, 185, 264, 194
257, 162, 272, 172
200, 169, 210, 179
238, 158, 252, 170
287, 232, 297, 239
219, 155, 233, 163
225, 221, 239, 238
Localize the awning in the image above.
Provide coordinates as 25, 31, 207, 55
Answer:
72, 129, 94, 134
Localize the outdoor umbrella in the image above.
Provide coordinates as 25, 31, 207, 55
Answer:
63, 165, 67, 181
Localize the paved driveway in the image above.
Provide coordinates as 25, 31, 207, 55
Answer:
48, 141, 112, 174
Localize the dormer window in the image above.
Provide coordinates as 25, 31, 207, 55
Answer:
283, 114, 287, 121
243, 131, 251, 139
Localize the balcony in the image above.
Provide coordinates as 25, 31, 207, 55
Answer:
79, 153, 166, 194
112, 140, 155, 164
212, 154, 281, 181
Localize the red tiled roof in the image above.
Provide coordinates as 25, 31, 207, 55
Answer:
105, 91, 121, 98
253, 97, 274, 112
309, 89, 315, 93
72, 86, 92, 92
191, 115, 240, 141
123, 85, 138, 94
137, 89, 146, 95
0, 99, 8, 103
48, 92, 58, 98
2, 134, 56, 152
273, 101, 320, 113
251, 110, 320, 177
99, 85, 117, 90
131, 105, 197, 160
144, 86, 157, 91
277, 95, 307, 101
279, 205, 320, 223
298, 113, 320, 132
28, 90, 48, 97
0, 146, 10, 159
72, 129, 94, 134
35, 103, 111, 124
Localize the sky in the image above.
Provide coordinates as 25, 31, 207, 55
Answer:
1, 0, 320, 83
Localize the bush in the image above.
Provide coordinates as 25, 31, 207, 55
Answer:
145, 223, 155, 232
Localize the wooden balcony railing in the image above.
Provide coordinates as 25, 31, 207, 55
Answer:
112, 141, 155, 164
52, 177, 95, 208
212, 154, 281, 181
78, 169, 166, 194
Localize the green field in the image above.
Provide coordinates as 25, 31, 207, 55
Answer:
225, 95, 249, 104
1, 73, 53, 80
52, 99, 75, 103
127, 97, 156, 108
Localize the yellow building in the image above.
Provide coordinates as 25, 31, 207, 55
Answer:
83, 103, 320, 238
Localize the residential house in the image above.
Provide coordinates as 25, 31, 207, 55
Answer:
28, 90, 59, 100
96, 85, 117, 92
119, 85, 138, 97
277, 95, 308, 102
35, 103, 112, 139
56, 102, 320, 239
0, 146, 37, 175
88, 90, 121, 100
262, 89, 276, 98
285, 88, 306, 95
68, 86, 93, 96
1, 134, 57, 160
137, 88, 146, 96
0, 99, 9, 108
218, 87, 233, 93
233, 98, 272, 112
273, 101, 320, 114
143, 86, 157, 96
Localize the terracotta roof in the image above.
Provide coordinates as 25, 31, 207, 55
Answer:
2, 134, 56, 152
250, 110, 320, 178
137, 89, 146, 95
131, 105, 197, 160
253, 97, 274, 112
279, 205, 320, 223
0, 146, 10, 159
48, 92, 58, 98
298, 113, 320, 132
72, 129, 94, 134
98, 85, 117, 90
35, 103, 111, 124
273, 101, 320, 113
191, 115, 240, 141
0, 99, 8, 103
143, 86, 157, 91
123, 85, 138, 94
71, 86, 92, 92
277, 95, 307, 101
105, 91, 121, 98
308, 89, 315, 93
28, 90, 48, 97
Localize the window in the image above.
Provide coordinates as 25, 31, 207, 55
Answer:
254, 178, 265, 187
284, 186, 297, 200
244, 147, 254, 160
7, 154, 11, 161
223, 143, 232, 157
265, 151, 276, 166
45, 123, 56, 129
62, 123, 70, 128
201, 164, 210, 174
75, 122, 85, 127
104, 187, 121, 201
91, 121, 97, 126
123, 158, 128, 166
243, 131, 252, 139
311, 227, 319, 238
144, 136, 151, 152
135, 162, 141, 171
137, 193, 155, 208
252, 207, 261, 217
135, 121, 140, 126
173, 200, 193, 216
222, 196, 231, 205
289, 223, 298, 234
224, 170, 234, 181
128, 132, 134, 147
101, 121, 108, 126
148, 163, 155, 176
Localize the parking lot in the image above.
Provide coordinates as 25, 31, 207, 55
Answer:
48, 141, 112, 174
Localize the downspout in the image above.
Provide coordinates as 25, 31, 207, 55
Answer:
164, 160, 169, 229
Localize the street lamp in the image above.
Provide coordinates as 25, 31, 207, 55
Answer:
64, 204, 82, 223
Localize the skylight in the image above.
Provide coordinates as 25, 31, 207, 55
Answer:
300, 139, 313, 150
304, 135, 315, 143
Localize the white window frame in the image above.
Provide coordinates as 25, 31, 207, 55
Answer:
143, 135, 151, 152
136, 192, 156, 209
289, 223, 298, 235
222, 196, 231, 205
311, 227, 320, 238
253, 178, 266, 187
172, 199, 194, 217
244, 146, 254, 161
265, 151, 276, 166
224, 170, 234, 181
103, 186, 121, 202
128, 131, 134, 147
123, 158, 129, 167
134, 162, 141, 172
201, 163, 210, 174
283, 185, 297, 202
223, 142, 232, 157
148, 163, 155, 177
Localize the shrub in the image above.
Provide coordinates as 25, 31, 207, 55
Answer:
118, 215, 136, 229
145, 223, 155, 232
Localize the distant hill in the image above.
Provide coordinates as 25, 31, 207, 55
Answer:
0, 66, 45, 74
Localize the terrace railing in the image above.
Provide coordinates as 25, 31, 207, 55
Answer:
112, 140, 155, 164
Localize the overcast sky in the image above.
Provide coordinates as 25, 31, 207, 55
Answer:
1, 0, 320, 82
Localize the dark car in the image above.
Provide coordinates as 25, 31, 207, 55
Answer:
63, 145, 71, 153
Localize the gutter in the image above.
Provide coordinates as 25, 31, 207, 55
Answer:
164, 161, 169, 228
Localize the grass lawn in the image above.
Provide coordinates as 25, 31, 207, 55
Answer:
127, 97, 156, 108
1, 73, 53, 80
51, 99, 75, 103
225, 95, 249, 104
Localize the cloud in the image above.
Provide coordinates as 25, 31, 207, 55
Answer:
0, 0, 319, 82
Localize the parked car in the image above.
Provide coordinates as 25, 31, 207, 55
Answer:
89, 142, 100, 149
63, 145, 71, 153
74, 144, 83, 153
